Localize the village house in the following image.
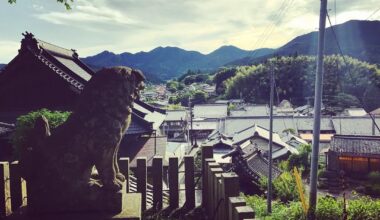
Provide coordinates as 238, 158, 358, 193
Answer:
161, 109, 187, 140
327, 135, 380, 177
0, 32, 167, 165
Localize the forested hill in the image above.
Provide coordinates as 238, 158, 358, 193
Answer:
229, 20, 380, 66
81, 46, 274, 82
216, 55, 380, 113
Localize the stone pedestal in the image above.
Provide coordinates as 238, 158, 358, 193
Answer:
6, 193, 142, 220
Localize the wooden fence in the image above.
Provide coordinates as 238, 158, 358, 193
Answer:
0, 145, 254, 219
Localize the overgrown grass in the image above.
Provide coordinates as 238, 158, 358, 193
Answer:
244, 194, 380, 220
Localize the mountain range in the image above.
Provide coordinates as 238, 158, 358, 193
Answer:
230, 20, 380, 66
82, 46, 273, 82
81, 19, 379, 82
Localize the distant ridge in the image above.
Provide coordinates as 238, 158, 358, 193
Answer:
229, 20, 380, 66
82, 46, 274, 81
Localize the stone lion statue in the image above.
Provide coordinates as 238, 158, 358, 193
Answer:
19, 66, 145, 214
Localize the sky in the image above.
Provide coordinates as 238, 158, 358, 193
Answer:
0, 0, 379, 63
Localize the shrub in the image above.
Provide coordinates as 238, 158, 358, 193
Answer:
347, 197, 380, 220
273, 171, 300, 202
288, 144, 311, 173
11, 109, 70, 159
315, 196, 343, 220
258, 171, 301, 203
244, 194, 380, 220
244, 195, 268, 218
278, 160, 289, 171
244, 195, 305, 220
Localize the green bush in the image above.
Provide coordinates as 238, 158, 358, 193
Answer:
11, 109, 70, 158
245, 194, 380, 220
259, 171, 301, 203
278, 160, 289, 171
347, 197, 380, 220
273, 171, 300, 202
244, 195, 268, 218
244, 195, 305, 220
315, 196, 343, 220
288, 144, 311, 174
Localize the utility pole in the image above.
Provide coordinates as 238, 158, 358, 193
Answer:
188, 97, 193, 146
309, 0, 327, 218
267, 63, 274, 213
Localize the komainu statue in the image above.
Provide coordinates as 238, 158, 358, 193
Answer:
19, 66, 145, 215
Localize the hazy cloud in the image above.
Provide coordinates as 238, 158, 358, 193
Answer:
0, 0, 379, 62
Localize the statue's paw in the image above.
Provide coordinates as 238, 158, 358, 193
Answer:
116, 172, 126, 182
103, 179, 122, 191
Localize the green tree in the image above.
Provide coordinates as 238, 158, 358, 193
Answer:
11, 109, 71, 159
213, 67, 237, 94
223, 55, 380, 112
192, 91, 208, 104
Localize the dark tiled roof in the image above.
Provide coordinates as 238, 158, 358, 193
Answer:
120, 135, 167, 167
224, 147, 281, 184
1, 33, 162, 135
126, 114, 153, 135
16, 32, 95, 92
330, 135, 380, 156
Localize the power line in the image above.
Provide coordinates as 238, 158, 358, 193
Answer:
326, 11, 355, 83
247, 0, 294, 61
365, 7, 380, 20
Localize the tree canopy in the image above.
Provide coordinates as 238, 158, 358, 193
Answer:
223, 55, 380, 112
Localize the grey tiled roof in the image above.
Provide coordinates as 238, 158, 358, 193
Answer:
332, 117, 380, 135
219, 116, 336, 136
330, 135, 380, 155
165, 110, 187, 121
225, 147, 282, 183
193, 104, 228, 118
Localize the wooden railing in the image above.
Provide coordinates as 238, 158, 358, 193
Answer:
1, 145, 254, 219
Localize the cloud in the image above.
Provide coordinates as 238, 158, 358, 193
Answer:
0, 41, 19, 63
0, 0, 378, 61
36, 0, 140, 28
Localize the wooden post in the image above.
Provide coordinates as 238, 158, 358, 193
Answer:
222, 173, 240, 220
168, 157, 179, 209
184, 155, 195, 210
215, 173, 223, 220
209, 166, 223, 218
119, 157, 130, 193
10, 161, 24, 212
204, 158, 216, 214
136, 157, 147, 212
152, 156, 163, 211
233, 206, 255, 220
206, 162, 219, 217
228, 197, 246, 220
201, 146, 213, 208
0, 162, 11, 217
